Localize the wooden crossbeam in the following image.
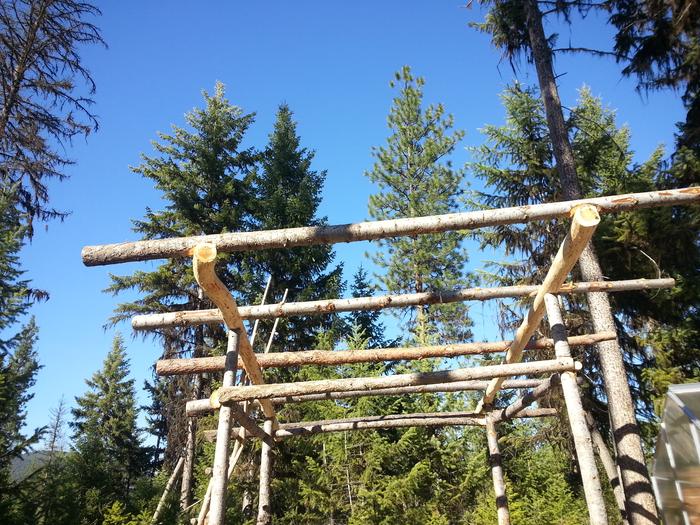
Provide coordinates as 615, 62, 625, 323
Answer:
186, 379, 550, 417
132, 278, 674, 330
212, 358, 578, 405
478, 204, 600, 411
192, 243, 275, 419
81, 187, 700, 266
159, 332, 614, 376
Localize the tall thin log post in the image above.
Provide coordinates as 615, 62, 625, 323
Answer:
544, 294, 607, 524
181, 373, 201, 512
523, 2, 660, 521
586, 411, 628, 524
197, 439, 246, 525
257, 418, 274, 525
479, 204, 600, 410
208, 330, 239, 525
485, 418, 510, 525
264, 288, 288, 354
152, 456, 185, 524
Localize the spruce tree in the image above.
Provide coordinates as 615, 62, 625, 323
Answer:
249, 103, 343, 357
70, 334, 146, 523
108, 82, 259, 468
366, 66, 471, 343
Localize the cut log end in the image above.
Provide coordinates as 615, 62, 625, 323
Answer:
210, 388, 221, 409
194, 243, 217, 263
572, 204, 600, 227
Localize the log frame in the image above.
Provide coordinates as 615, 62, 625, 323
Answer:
213, 358, 578, 404
479, 204, 600, 410
158, 332, 614, 376
133, 278, 674, 330
82, 187, 700, 266
486, 419, 511, 525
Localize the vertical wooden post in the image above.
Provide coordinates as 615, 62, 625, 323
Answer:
485, 418, 510, 525
152, 456, 185, 524
181, 373, 201, 512
544, 294, 608, 524
586, 411, 629, 524
257, 418, 274, 525
209, 330, 239, 525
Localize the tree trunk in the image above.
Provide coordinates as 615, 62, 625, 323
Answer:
522, 1, 659, 522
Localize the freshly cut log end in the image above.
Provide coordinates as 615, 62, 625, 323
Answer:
572, 204, 600, 227
210, 389, 221, 409
194, 243, 217, 263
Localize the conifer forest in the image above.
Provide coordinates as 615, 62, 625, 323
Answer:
2, 1, 700, 524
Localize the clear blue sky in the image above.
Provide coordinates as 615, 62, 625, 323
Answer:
21, 1, 684, 437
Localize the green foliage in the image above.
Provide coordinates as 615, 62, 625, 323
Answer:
70, 335, 148, 523
366, 66, 472, 342
248, 103, 343, 359
472, 84, 700, 423
0, 186, 43, 524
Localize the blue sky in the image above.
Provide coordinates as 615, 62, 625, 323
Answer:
21, 1, 684, 437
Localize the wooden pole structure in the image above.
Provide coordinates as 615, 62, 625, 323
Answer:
82, 187, 700, 266
544, 294, 608, 524
489, 374, 561, 423
249, 275, 272, 349
586, 411, 628, 524
133, 278, 674, 330
197, 439, 247, 525
191, 243, 275, 419
158, 332, 615, 376
208, 330, 239, 525
485, 418, 511, 525
478, 204, 600, 411
213, 358, 578, 404
201, 408, 559, 441
257, 418, 274, 525
152, 456, 185, 524
186, 379, 549, 416
263, 288, 287, 354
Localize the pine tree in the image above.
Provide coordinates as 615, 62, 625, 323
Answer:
250, 103, 343, 357
70, 334, 146, 523
0, 186, 43, 524
366, 66, 471, 343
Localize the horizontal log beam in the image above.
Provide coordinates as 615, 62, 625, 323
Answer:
159, 332, 613, 376
201, 408, 559, 441
82, 187, 700, 266
132, 278, 675, 329
185, 378, 550, 417
212, 358, 579, 404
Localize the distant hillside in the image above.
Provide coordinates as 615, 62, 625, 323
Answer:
11, 451, 50, 481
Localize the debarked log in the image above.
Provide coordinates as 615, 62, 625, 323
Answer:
212, 358, 579, 404
132, 278, 674, 330
82, 187, 700, 266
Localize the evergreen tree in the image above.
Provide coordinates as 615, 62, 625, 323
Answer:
250, 103, 343, 357
366, 66, 471, 343
0, 186, 43, 524
70, 334, 147, 524
108, 82, 259, 467
348, 266, 397, 349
